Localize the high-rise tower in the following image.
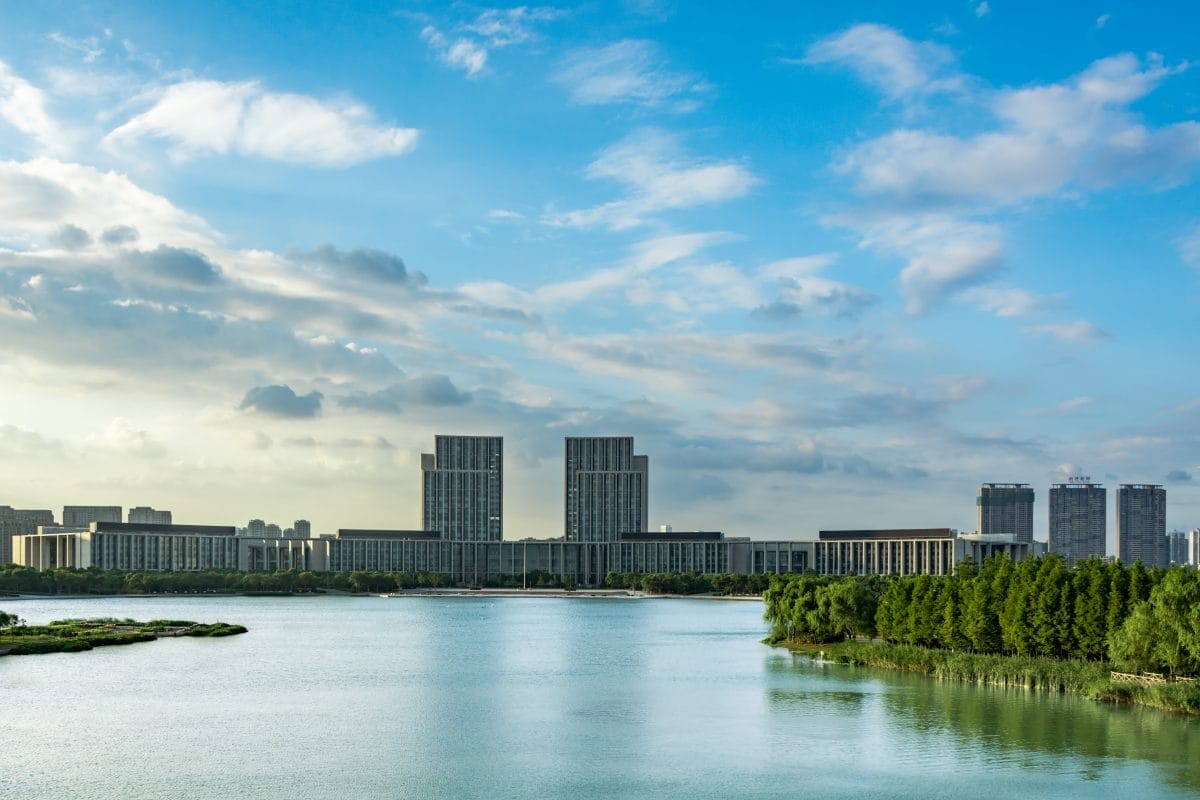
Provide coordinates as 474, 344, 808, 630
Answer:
564, 436, 648, 542
977, 483, 1034, 543
1048, 479, 1105, 567
421, 435, 503, 541
1116, 484, 1166, 567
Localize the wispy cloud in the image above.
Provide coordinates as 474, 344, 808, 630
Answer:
420, 6, 562, 77
544, 128, 758, 230
1022, 396, 1094, 415
1024, 320, 1112, 345
802, 23, 964, 103
960, 285, 1048, 317
554, 39, 705, 110
421, 26, 489, 77
813, 34, 1200, 317
105, 80, 419, 166
0, 60, 67, 154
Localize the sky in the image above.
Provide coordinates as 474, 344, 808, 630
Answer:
0, 1, 1197, 544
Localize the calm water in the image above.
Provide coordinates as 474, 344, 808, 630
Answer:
1, 595, 1197, 799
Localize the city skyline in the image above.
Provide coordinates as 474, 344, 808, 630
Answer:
0, 3, 1198, 540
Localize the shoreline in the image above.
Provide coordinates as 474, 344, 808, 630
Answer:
777, 640, 1200, 716
3, 589, 764, 602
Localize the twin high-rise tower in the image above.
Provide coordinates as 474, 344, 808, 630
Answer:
976, 483, 1034, 543
1116, 484, 1166, 568
421, 434, 649, 542
421, 435, 504, 541
564, 436, 649, 542
1048, 480, 1106, 567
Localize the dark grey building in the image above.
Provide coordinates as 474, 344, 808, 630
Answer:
421, 435, 503, 541
0, 505, 55, 565
565, 436, 648, 542
977, 483, 1034, 543
128, 506, 172, 525
1116, 484, 1166, 567
1048, 481, 1106, 567
63, 505, 122, 527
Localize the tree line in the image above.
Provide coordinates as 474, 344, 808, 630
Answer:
604, 571, 772, 595
764, 556, 1200, 677
0, 565, 459, 595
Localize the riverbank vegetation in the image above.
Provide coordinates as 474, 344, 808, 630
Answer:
763, 557, 1200, 713
604, 571, 771, 595
0, 565, 770, 597
0, 612, 247, 656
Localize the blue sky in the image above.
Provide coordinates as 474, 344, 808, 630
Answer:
0, 1, 1197, 542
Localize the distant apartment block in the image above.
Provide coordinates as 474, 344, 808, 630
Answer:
1188, 529, 1200, 568
0, 506, 55, 565
246, 519, 267, 537
564, 436, 648, 543
421, 435, 503, 541
1116, 484, 1166, 568
977, 483, 1034, 543
128, 506, 172, 525
63, 505, 122, 527
1166, 530, 1190, 566
293, 520, 312, 538
1048, 480, 1106, 567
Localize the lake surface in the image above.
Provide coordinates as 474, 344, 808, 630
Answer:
1, 595, 1197, 799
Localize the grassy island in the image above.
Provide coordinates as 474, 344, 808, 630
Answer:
763, 557, 1200, 715
0, 611, 247, 656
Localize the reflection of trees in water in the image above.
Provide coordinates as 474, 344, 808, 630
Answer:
877, 671, 1200, 791
768, 688, 865, 710
767, 654, 1200, 792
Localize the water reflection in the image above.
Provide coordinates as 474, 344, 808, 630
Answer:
775, 652, 1200, 794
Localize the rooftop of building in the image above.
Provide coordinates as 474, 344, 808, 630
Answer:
818, 528, 955, 541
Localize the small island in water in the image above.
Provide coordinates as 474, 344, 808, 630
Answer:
0, 611, 246, 656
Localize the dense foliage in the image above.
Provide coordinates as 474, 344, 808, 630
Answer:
604, 571, 772, 595
0, 565, 770, 596
764, 556, 1200, 677
0, 565, 462, 595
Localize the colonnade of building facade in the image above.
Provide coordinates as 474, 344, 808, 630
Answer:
13, 523, 1039, 586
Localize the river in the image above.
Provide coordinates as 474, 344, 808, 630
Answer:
1, 595, 1196, 799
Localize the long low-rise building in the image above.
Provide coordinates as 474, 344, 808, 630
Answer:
13, 524, 1044, 585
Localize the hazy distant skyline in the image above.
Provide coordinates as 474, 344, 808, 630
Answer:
0, 2, 1197, 543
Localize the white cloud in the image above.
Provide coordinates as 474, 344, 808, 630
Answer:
0, 158, 215, 250
86, 417, 167, 458
486, 208, 524, 221
545, 128, 758, 230
421, 26, 488, 77
464, 7, 562, 47
838, 53, 1197, 206
818, 40, 1200, 315
757, 255, 839, 281
754, 254, 876, 318
0, 60, 66, 154
104, 80, 419, 167
1096, 14, 1111, 29
554, 39, 704, 110
1024, 320, 1112, 345
960, 285, 1047, 316
975, 2, 990, 18
803, 23, 964, 103
47, 31, 107, 63
420, 7, 561, 78
838, 212, 1004, 313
